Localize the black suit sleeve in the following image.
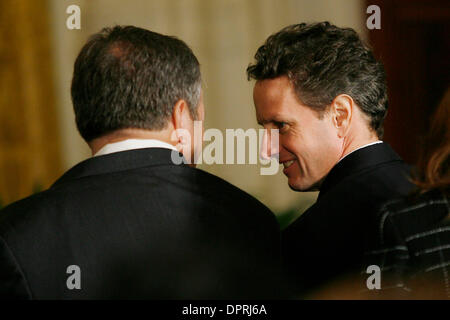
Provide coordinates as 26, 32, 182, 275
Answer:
0, 235, 32, 299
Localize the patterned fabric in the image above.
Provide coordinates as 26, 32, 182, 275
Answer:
363, 189, 450, 299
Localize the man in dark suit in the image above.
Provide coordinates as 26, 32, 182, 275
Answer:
246, 22, 414, 295
0, 26, 281, 299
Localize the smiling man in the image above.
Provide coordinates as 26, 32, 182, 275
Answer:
247, 22, 414, 294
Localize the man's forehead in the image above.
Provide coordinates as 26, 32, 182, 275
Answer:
254, 77, 294, 123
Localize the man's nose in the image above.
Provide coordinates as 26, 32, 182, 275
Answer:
260, 132, 270, 160
260, 129, 280, 160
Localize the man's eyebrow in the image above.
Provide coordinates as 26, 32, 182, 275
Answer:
258, 115, 286, 125
257, 118, 274, 126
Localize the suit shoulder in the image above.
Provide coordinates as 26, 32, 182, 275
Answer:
186, 167, 276, 217
0, 189, 59, 235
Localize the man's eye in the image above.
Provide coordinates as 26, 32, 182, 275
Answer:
276, 122, 287, 130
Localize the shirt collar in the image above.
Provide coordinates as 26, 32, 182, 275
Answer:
94, 139, 178, 157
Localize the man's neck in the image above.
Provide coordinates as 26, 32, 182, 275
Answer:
339, 135, 381, 163
89, 128, 175, 156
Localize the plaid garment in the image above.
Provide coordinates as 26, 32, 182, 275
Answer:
363, 189, 450, 299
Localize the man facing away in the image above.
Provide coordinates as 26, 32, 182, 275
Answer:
247, 22, 414, 295
0, 26, 282, 299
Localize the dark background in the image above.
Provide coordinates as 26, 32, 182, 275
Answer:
368, 0, 450, 164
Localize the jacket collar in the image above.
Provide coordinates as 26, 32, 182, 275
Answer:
51, 148, 186, 188
318, 143, 404, 200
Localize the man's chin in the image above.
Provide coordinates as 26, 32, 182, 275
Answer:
287, 178, 319, 192
287, 179, 305, 192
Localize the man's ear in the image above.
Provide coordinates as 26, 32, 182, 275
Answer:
331, 94, 353, 138
171, 99, 191, 131
171, 99, 194, 151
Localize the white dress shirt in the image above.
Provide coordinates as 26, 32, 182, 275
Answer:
93, 139, 178, 157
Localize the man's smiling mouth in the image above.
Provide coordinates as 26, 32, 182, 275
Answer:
283, 160, 295, 169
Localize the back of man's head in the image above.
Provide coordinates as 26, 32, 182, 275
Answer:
71, 25, 201, 142
247, 21, 387, 138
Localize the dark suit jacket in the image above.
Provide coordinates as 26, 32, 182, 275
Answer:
0, 148, 281, 299
282, 143, 414, 295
